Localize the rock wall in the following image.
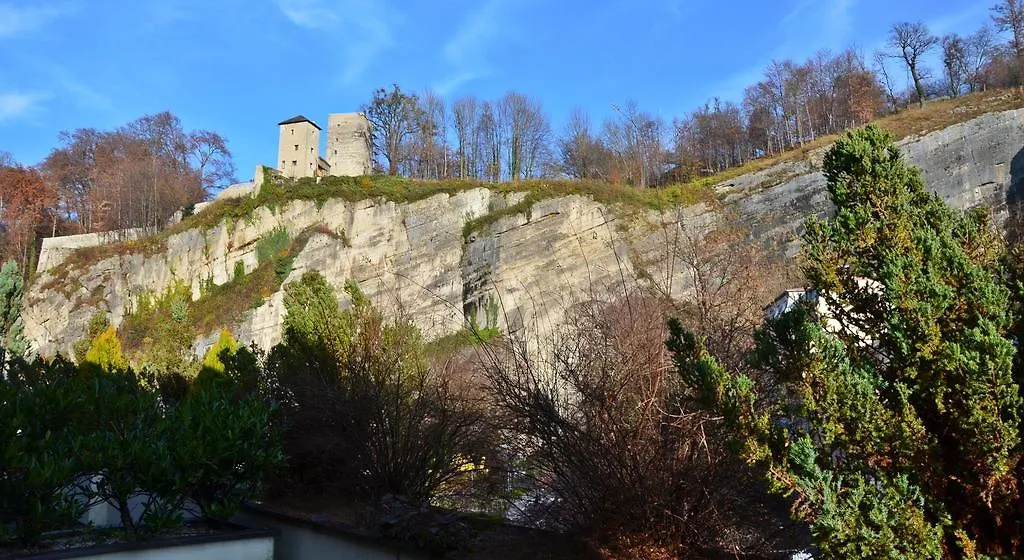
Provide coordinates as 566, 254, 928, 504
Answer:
23, 109, 1024, 358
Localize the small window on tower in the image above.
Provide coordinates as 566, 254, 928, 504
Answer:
291, 128, 294, 135
294, 144, 299, 151
291, 160, 297, 166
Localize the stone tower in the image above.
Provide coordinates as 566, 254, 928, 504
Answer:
325, 113, 372, 176
277, 115, 322, 179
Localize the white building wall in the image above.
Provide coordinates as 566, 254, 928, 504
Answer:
278, 121, 321, 179
325, 113, 372, 177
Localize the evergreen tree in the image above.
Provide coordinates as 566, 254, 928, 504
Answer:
200, 328, 240, 377
84, 326, 128, 373
0, 260, 28, 360
668, 124, 1024, 557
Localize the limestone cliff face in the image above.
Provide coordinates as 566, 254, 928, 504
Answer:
23, 109, 1024, 358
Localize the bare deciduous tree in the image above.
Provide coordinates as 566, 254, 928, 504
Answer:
482, 295, 792, 556
363, 84, 423, 176
41, 113, 216, 234
993, 0, 1024, 57
498, 92, 550, 181
889, 22, 939, 107
942, 34, 970, 97
187, 130, 236, 190
558, 107, 609, 180
967, 26, 998, 91
605, 101, 664, 188
477, 101, 502, 182
873, 50, 902, 110
452, 96, 479, 179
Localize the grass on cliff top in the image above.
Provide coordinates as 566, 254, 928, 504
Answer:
41, 173, 714, 285
686, 88, 1024, 189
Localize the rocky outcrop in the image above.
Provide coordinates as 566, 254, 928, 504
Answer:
23, 108, 1024, 358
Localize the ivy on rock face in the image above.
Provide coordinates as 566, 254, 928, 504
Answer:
669, 124, 1024, 558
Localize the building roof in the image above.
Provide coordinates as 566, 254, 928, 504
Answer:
277, 115, 322, 130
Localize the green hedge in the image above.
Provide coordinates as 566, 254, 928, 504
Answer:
0, 354, 283, 546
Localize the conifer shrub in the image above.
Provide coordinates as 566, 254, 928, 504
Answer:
668, 124, 1024, 557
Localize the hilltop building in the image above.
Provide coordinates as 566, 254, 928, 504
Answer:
277, 113, 372, 179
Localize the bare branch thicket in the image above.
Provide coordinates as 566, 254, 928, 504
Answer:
480, 294, 796, 557
993, 0, 1024, 58
889, 22, 939, 107
649, 211, 802, 375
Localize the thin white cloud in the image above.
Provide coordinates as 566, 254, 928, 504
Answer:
780, 0, 815, 27
435, 72, 478, 97
773, 0, 858, 59
435, 0, 505, 94
0, 3, 68, 38
274, 0, 396, 85
0, 92, 46, 122
276, 0, 340, 29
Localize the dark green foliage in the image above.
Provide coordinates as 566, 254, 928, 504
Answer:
0, 357, 87, 545
268, 271, 489, 504
274, 255, 294, 281
0, 260, 28, 360
255, 227, 290, 266
83, 371, 180, 535
668, 124, 1024, 557
170, 381, 283, 522
0, 354, 282, 545
73, 312, 110, 364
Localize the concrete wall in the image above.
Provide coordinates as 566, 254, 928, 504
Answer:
234, 506, 428, 560
36, 228, 154, 273
325, 113, 372, 176
278, 121, 321, 179
32, 531, 274, 560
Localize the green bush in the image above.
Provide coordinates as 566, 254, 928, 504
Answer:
0, 358, 88, 545
73, 312, 110, 364
268, 272, 490, 503
81, 371, 180, 535
170, 382, 283, 522
0, 354, 283, 545
256, 228, 290, 265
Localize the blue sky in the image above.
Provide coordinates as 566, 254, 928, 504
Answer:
0, 0, 996, 184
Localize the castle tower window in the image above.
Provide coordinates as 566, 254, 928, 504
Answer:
291, 160, 297, 166
294, 144, 299, 151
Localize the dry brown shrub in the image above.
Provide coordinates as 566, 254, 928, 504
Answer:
481, 293, 792, 557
